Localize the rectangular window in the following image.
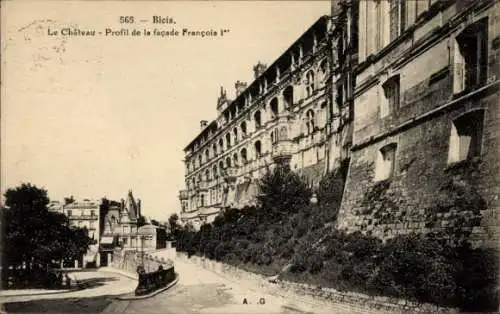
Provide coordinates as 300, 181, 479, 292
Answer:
67, 210, 72, 217
376, 0, 382, 51
381, 75, 400, 117
453, 19, 488, 94
375, 143, 397, 181
448, 110, 484, 164
390, 0, 406, 41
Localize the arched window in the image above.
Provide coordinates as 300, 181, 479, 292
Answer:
213, 165, 218, 179
306, 109, 315, 134
320, 59, 328, 76
233, 153, 239, 166
306, 71, 315, 97
254, 110, 262, 129
270, 97, 279, 118
212, 143, 217, 157
205, 169, 210, 181
226, 133, 231, 149
219, 138, 224, 152
218, 160, 224, 171
241, 148, 248, 164
198, 155, 202, 167
283, 86, 294, 108
279, 126, 288, 140
241, 121, 247, 137
205, 149, 210, 162
226, 157, 231, 168
233, 128, 238, 143
254, 140, 262, 158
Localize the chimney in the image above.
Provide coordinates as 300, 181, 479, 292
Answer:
235, 80, 247, 97
200, 120, 208, 130
137, 199, 141, 217
253, 62, 267, 79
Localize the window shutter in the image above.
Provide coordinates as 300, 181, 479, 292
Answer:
452, 38, 466, 94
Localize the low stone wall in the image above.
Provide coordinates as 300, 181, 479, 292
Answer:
135, 265, 176, 296
111, 250, 172, 276
176, 253, 458, 313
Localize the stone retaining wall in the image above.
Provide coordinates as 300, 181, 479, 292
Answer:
112, 250, 172, 275
176, 252, 457, 313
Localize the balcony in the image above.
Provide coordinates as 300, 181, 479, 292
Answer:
179, 190, 189, 200
199, 206, 221, 217
180, 210, 200, 221
272, 139, 293, 162
221, 168, 238, 183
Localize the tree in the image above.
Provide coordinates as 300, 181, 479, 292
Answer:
167, 213, 181, 240
257, 164, 311, 217
1, 183, 94, 287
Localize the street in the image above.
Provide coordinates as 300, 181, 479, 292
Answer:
103, 257, 308, 314
1, 260, 310, 314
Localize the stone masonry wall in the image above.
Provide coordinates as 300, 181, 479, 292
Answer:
337, 2, 500, 247
111, 250, 173, 275
337, 88, 499, 245
176, 252, 457, 313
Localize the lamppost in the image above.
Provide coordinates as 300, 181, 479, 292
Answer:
141, 235, 145, 266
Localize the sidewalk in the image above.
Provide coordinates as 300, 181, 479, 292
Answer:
0, 288, 74, 297
98, 267, 138, 280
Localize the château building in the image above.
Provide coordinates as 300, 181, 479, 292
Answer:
99, 190, 158, 266
337, 0, 499, 247
179, 16, 351, 228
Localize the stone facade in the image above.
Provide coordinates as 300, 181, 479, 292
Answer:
63, 199, 100, 267
337, 0, 499, 247
179, 16, 351, 229
100, 191, 157, 249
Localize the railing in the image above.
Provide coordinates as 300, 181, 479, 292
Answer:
272, 139, 293, 159
135, 265, 176, 296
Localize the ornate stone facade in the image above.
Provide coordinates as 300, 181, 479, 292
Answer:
179, 16, 351, 228
337, 0, 499, 247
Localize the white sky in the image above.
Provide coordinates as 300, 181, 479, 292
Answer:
1, 1, 330, 221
